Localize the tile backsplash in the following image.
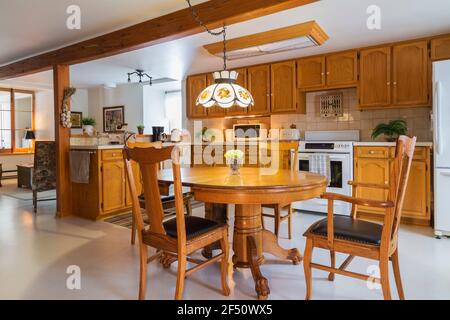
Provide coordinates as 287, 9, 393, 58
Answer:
271, 88, 433, 141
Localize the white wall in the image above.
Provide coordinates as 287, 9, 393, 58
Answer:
70, 89, 89, 135
34, 89, 54, 140
143, 86, 168, 134
88, 84, 143, 132
34, 88, 89, 139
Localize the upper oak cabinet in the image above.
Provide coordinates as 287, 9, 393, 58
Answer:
297, 56, 325, 89
359, 47, 391, 108
270, 61, 297, 113
187, 74, 208, 118
326, 51, 358, 87
431, 35, 450, 61
205, 73, 226, 117
297, 51, 358, 90
392, 41, 429, 107
247, 64, 271, 115
226, 68, 248, 117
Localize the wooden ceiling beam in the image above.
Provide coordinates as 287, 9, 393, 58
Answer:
0, 0, 318, 80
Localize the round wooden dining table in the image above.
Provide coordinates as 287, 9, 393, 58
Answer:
158, 166, 327, 300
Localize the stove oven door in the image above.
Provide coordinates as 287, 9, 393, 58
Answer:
294, 152, 352, 215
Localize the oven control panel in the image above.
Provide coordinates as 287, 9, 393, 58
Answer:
298, 141, 353, 153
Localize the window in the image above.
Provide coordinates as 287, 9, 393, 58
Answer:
0, 88, 35, 153
164, 91, 182, 131
0, 90, 12, 150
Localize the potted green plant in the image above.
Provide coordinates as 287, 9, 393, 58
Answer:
137, 125, 145, 135
225, 149, 244, 175
371, 120, 408, 142
81, 117, 96, 136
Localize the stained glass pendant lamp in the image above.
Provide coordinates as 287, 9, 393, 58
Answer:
186, 0, 254, 109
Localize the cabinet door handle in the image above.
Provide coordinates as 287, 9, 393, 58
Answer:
393, 82, 397, 85
387, 82, 390, 86
369, 150, 375, 154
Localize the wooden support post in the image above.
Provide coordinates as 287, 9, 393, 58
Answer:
53, 65, 72, 217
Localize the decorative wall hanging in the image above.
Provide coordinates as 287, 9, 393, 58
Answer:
319, 92, 343, 118
103, 106, 125, 133
60, 87, 76, 128
70, 112, 83, 129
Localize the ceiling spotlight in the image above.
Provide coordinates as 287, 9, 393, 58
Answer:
127, 69, 153, 86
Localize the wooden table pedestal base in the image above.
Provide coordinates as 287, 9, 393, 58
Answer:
228, 204, 302, 300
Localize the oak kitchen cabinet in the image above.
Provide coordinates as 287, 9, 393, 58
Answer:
186, 33, 450, 118
325, 51, 359, 87
270, 60, 297, 113
354, 146, 431, 225
297, 51, 358, 90
191, 141, 299, 168
296, 56, 326, 89
359, 41, 430, 109
392, 41, 429, 107
187, 74, 208, 118
188, 62, 300, 118
359, 46, 391, 108
246, 64, 271, 115
71, 148, 141, 220
431, 35, 450, 61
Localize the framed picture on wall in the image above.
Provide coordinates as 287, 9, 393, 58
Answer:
103, 106, 125, 132
71, 112, 83, 129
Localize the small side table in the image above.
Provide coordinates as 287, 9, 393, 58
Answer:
17, 164, 34, 189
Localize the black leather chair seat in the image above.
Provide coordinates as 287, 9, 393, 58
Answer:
163, 216, 224, 240
306, 215, 383, 246
138, 193, 191, 206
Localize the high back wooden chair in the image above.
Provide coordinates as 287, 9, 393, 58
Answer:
303, 136, 416, 300
123, 145, 230, 300
32, 141, 57, 213
127, 140, 193, 245
261, 141, 299, 239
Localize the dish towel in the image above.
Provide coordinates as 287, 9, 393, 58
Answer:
309, 153, 331, 185
69, 151, 91, 184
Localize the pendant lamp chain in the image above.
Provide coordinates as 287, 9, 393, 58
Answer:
187, 0, 254, 109
186, 0, 227, 70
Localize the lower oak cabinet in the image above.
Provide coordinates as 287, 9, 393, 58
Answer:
354, 146, 431, 226
71, 148, 142, 220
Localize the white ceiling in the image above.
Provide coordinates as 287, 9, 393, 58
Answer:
1, 0, 450, 90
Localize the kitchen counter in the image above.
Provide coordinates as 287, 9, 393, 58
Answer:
70, 144, 124, 150
354, 141, 433, 147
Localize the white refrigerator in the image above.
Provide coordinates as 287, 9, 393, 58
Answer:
433, 60, 450, 237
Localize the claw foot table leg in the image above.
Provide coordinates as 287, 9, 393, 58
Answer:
262, 230, 302, 265
247, 236, 270, 300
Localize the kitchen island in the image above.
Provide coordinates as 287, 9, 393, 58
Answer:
70, 145, 141, 220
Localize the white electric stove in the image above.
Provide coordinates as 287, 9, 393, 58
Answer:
293, 130, 360, 216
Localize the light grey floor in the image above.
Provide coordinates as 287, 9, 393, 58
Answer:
0, 184, 449, 300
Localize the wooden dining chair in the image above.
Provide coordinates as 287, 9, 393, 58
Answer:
123, 144, 230, 300
127, 141, 194, 245
261, 141, 299, 239
303, 135, 416, 300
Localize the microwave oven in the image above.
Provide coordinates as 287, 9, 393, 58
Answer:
231, 124, 268, 141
